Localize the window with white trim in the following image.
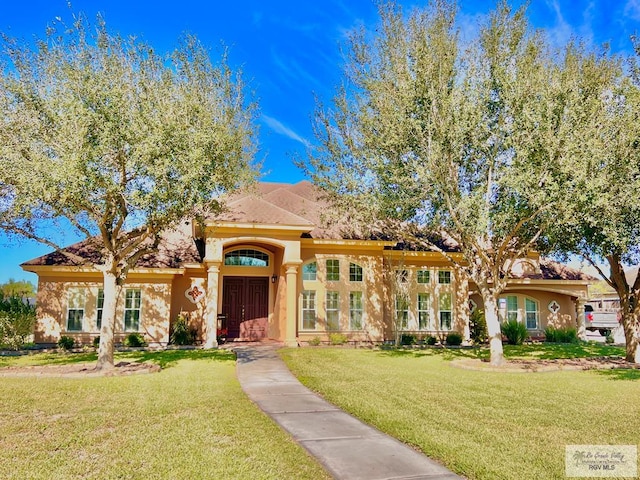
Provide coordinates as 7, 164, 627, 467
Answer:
349, 291, 363, 330
96, 288, 104, 330
326, 291, 340, 330
326, 260, 340, 282
349, 263, 363, 282
417, 270, 430, 284
506, 295, 518, 322
302, 290, 317, 330
418, 293, 431, 330
303, 262, 317, 281
395, 295, 409, 330
66, 288, 85, 332
438, 270, 452, 284
124, 289, 142, 332
439, 293, 452, 330
525, 298, 539, 329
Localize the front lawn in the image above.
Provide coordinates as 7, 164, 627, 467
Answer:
0, 350, 329, 480
281, 345, 639, 480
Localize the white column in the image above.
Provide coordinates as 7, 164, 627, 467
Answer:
576, 298, 587, 341
204, 263, 221, 349
285, 264, 299, 347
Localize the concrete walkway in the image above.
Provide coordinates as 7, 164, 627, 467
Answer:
235, 345, 462, 480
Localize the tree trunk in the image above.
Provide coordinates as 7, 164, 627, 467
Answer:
479, 288, 505, 366
620, 312, 640, 363
96, 269, 120, 371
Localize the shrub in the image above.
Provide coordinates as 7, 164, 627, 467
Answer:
170, 314, 194, 345
0, 293, 36, 350
469, 308, 488, 344
425, 335, 437, 345
329, 332, 348, 345
605, 334, 615, 344
124, 332, 146, 348
400, 333, 417, 345
501, 319, 528, 345
57, 335, 75, 351
307, 336, 321, 346
446, 332, 463, 346
545, 326, 578, 343
92, 336, 100, 348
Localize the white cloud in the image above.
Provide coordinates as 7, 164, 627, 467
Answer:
262, 114, 310, 147
624, 0, 640, 21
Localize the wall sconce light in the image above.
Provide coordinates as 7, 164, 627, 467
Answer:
271, 274, 277, 284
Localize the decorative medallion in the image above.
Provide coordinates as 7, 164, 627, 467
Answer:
185, 284, 206, 304
548, 300, 560, 314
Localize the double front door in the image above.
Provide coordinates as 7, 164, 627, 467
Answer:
222, 277, 269, 340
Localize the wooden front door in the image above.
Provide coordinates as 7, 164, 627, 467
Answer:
222, 277, 269, 340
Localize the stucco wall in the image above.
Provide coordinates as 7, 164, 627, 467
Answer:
33, 273, 173, 346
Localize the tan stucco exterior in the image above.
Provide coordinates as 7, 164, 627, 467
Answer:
22, 183, 592, 347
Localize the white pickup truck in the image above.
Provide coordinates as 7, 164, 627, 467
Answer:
584, 303, 620, 336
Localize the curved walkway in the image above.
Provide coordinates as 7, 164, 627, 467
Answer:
235, 345, 462, 480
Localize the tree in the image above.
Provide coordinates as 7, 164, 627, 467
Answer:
547, 41, 640, 363
0, 278, 36, 297
305, 1, 609, 365
0, 15, 258, 369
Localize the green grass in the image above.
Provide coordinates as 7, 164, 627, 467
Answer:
0, 350, 329, 480
281, 346, 640, 480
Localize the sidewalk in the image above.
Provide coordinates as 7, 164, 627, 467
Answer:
235, 345, 462, 480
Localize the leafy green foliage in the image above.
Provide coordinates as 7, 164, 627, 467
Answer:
469, 309, 488, 344
426, 335, 437, 346
329, 333, 348, 345
445, 332, 463, 346
123, 333, 146, 348
57, 336, 75, 351
501, 320, 528, 345
0, 293, 35, 350
400, 334, 417, 345
92, 336, 101, 348
544, 327, 579, 343
307, 336, 322, 346
0, 279, 35, 297
0, 15, 258, 368
170, 314, 194, 346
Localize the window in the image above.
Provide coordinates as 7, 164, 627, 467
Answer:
395, 295, 409, 330
418, 293, 431, 330
396, 269, 409, 283
349, 263, 363, 282
326, 291, 340, 330
506, 295, 518, 322
302, 291, 317, 330
439, 293, 452, 330
438, 270, 451, 284
303, 262, 317, 281
525, 298, 539, 329
96, 288, 104, 330
417, 270, 430, 284
326, 259, 340, 281
124, 289, 142, 331
224, 249, 269, 267
349, 291, 363, 330
66, 288, 85, 331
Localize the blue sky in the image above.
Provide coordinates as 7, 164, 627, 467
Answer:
1, 0, 639, 285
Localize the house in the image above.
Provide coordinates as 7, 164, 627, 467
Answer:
22, 181, 593, 347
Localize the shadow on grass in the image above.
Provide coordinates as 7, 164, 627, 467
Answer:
376, 346, 487, 361
117, 349, 235, 369
504, 343, 625, 360
0, 349, 236, 370
594, 368, 640, 381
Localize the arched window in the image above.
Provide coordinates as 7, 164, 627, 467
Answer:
224, 249, 269, 267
